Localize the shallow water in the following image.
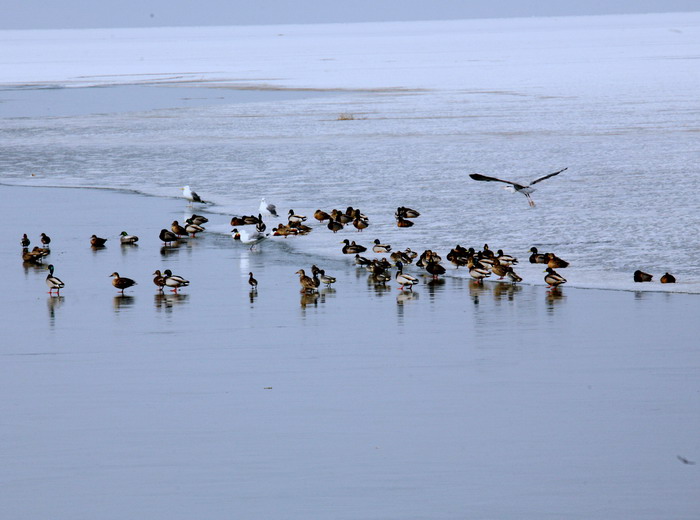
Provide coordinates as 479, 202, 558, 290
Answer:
2, 185, 699, 519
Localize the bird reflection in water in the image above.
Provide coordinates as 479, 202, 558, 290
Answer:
154, 292, 189, 311
47, 295, 64, 327
113, 294, 135, 311
468, 279, 491, 306
545, 287, 566, 312
300, 291, 320, 309
493, 282, 522, 302
160, 243, 181, 257
426, 277, 445, 300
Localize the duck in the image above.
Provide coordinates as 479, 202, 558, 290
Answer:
341, 239, 366, 254
372, 239, 391, 253
353, 217, 369, 232
21, 234, 30, 248
327, 219, 344, 233
255, 216, 267, 233
189, 214, 209, 225
506, 266, 523, 283
90, 234, 108, 247
184, 218, 206, 237
46, 264, 65, 294
287, 209, 307, 224
546, 253, 569, 269
469, 262, 491, 283
152, 270, 166, 291
529, 247, 548, 264
163, 269, 189, 292
319, 269, 336, 287
425, 260, 446, 279
354, 254, 372, 267
230, 216, 247, 227
490, 260, 510, 280
248, 272, 258, 290
396, 216, 414, 228
395, 261, 419, 291
110, 272, 137, 293
660, 272, 676, 284
159, 229, 179, 245
396, 206, 420, 219
259, 197, 278, 217
182, 185, 204, 203
22, 247, 46, 264
633, 270, 653, 282
171, 220, 189, 237
544, 267, 567, 287
333, 209, 353, 225
495, 249, 518, 265
314, 209, 331, 222
40, 233, 51, 248
119, 231, 139, 244
295, 269, 317, 293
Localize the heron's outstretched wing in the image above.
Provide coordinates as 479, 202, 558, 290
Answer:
469, 173, 524, 190
530, 167, 567, 186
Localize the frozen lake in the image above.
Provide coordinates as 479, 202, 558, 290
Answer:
1, 12, 699, 519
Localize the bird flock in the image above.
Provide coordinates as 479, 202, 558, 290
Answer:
21, 180, 678, 299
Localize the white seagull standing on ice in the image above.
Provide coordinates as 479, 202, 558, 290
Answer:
181, 185, 204, 204
259, 197, 278, 217
469, 167, 567, 207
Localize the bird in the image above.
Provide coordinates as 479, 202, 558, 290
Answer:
189, 214, 209, 225
544, 267, 567, 287
354, 254, 372, 267
163, 269, 189, 293
372, 239, 391, 253
90, 234, 107, 247
396, 216, 414, 228
426, 260, 446, 279
469, 167, 567, 207
22, 247, 47, 264
633, 270, 653, 282
171, 220, 188, 237
660, 273, 676, 284
319, 269, 336, 287
40, 233, 51, 248
184, 218, 205, 237
152, 270, 166, 291
506, 267, 523, 283
395, 261, 418, 291
255, 215, 267, 233
295, 269, 317, 293
396, 206, 420, 219
182, 185, 204, 203
248, 272, 258, 291
110, 272, 137, 293
21, 234, 30, 248
119, 231, 139, 244
237, 228, 269, 250
495, 249, 518, 265
259, 198, 278, 217
491, 261, 510, 280
529, 247, 548, 264
469, 263, 491, 283
353, 217, 369, 232
677, 455, 696, 465
45, 264, 65, 294
546, 253, 569, 269
314, 209, 331, 222
341, 239, 366, 254
159, 229, 179, 246
327, 219, 343, 233
287, 209, 307, 224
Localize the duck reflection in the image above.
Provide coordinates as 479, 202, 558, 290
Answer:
468, 279, 491, 305
113, 294, 135, 311
493, 281, 522, 302
545, 287, 566, 312
47, 295, 64, 327
300, 291, 320, 309
154, 292, 189, 310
